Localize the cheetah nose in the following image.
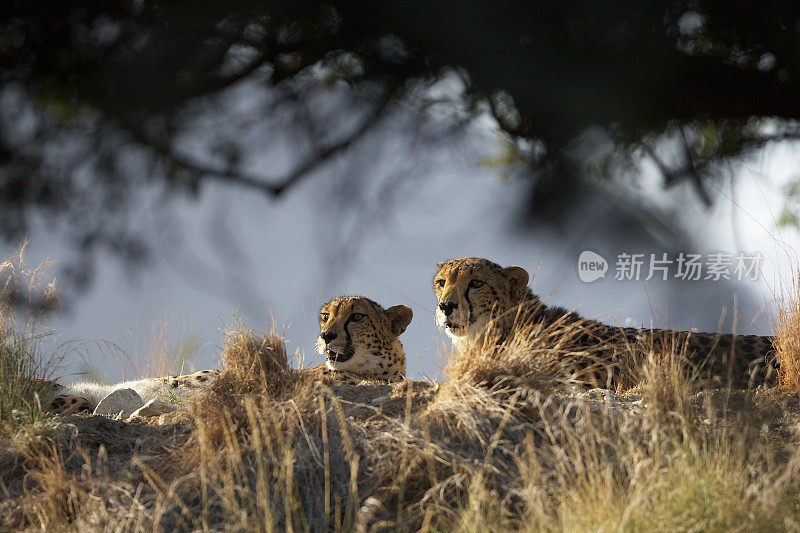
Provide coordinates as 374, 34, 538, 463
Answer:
438, 301, 457, 316
320, 330, 337, 343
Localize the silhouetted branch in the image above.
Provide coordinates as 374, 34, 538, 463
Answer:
272, 81, 401, 196
116, 78, 401, 198
677, 126, 711, 206
642, 129, 711, 207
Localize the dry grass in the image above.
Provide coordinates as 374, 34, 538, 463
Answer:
775, 275, 800, 392
442, 302, 640, 394
0, 245, 63, 424
4, 259, 800, 530
122, 315, 203, 380
631, 332, 698, 421
211, 320, 298, 399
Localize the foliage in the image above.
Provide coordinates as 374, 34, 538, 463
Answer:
3, 1, 800, 289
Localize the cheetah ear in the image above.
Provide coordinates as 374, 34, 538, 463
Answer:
385, 305, 413, 336
502, 266, 529, 298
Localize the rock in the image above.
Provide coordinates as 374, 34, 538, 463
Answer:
356, 496, 391, 533
93, 388, 143, 418
128, 399, 178, 420
369, 395, 389, 406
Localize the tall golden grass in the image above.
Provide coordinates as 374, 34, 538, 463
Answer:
775, 275, 800, 393
3, 254, 800, 530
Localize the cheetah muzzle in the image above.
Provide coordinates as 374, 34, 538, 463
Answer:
325, 346, 354, 364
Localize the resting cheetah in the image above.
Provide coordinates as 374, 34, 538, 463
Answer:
44, 296, 413, 414
305, 295, 413, 385
43, 369, 221, 414
434, 257, 777, 389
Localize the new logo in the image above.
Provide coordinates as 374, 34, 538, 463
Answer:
578, 251, 608, 283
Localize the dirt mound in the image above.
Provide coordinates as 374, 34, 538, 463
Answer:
2, 321, 799, 531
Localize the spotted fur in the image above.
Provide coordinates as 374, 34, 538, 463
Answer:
306, 296, 412, 385
434, 257, 778, 389
43, 369, 221, 415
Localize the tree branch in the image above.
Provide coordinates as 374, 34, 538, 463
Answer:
642, 130, 711, 207
116, 79, 401, 198
271, 82, 399, 196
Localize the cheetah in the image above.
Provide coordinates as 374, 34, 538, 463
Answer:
44, 296, 413, 414
434, 256, 777, 389
305, 295, 413, 385
43, 369, 221, 414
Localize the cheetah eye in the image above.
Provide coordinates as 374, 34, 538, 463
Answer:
320, 312, 329, 321
469, 279, 485, 289
435, 279, 445, 288
351, 313, 365, 321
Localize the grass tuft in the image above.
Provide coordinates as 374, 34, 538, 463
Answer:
0, 246, 63, 425
775, 275, 800, 392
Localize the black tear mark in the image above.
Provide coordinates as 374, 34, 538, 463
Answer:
463, 286, 475, 324
341, 316, 355, 359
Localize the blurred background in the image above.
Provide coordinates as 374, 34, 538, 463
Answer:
2, 1, 800, 381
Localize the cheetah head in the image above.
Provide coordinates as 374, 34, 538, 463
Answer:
434, 257, 530, 340
317, 296, 413, 376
